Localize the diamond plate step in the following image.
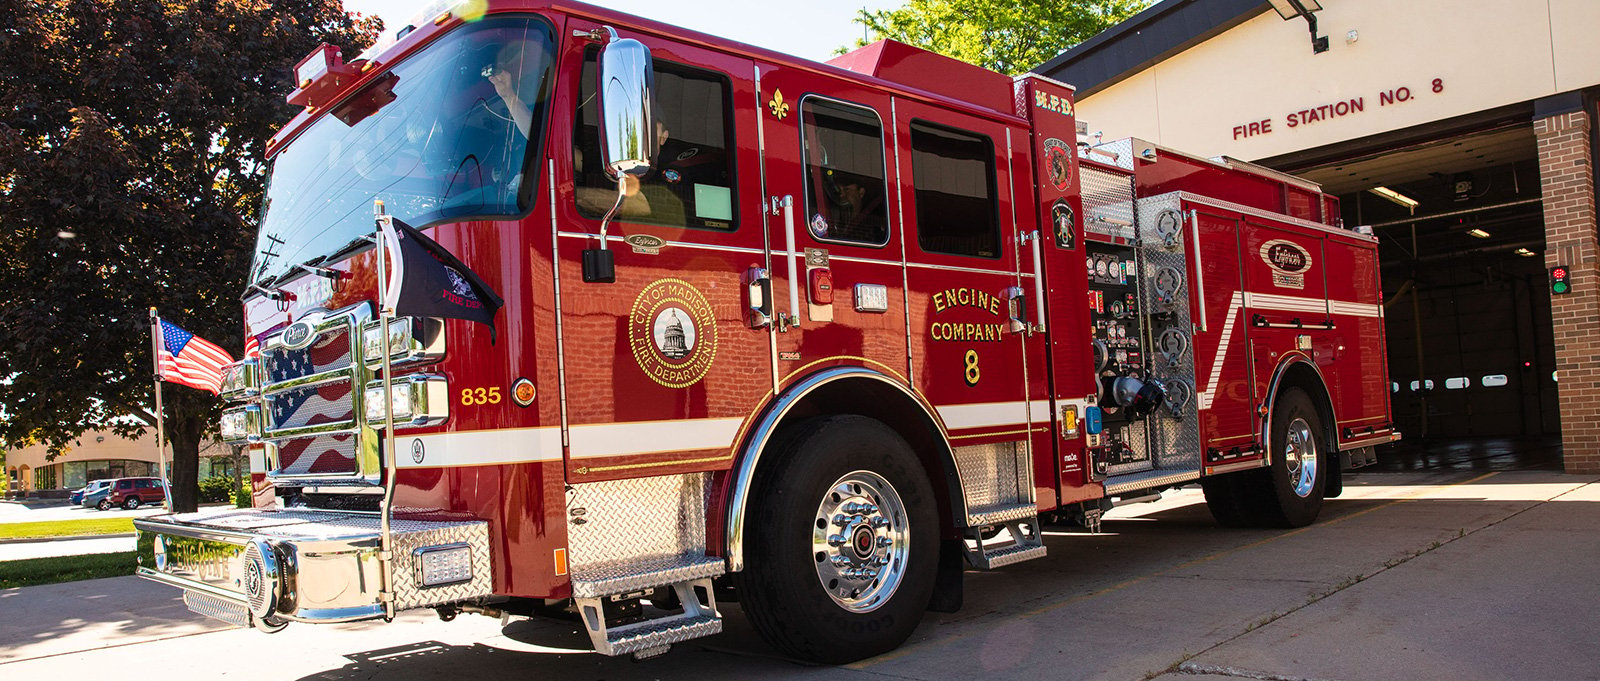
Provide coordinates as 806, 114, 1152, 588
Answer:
962, 517, 1048, 570
603, 611, 722, 657
570, 555, 724, 599
975, 541, 1048, 569
964, 501, 1038, 528
576, 576, 722, 658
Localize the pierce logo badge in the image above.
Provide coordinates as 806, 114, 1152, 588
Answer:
281, 320, 315, 349
1259, 239, 1313, 290
628, 279, 718, 388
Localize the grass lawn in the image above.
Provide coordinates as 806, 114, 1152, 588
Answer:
0, 552, 138, 589
0, 517, 136, 540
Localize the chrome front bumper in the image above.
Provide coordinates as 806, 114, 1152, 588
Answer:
134, 508, 492, 627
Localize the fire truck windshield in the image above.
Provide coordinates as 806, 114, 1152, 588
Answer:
251, 15, 555, 285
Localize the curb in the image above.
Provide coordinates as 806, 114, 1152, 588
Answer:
0, 533, 137, 546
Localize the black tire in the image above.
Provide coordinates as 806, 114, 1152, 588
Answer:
97, 498, 113, 511
737, 415, 938, 664
1202, 388, 1327, 528
123, 496, 142, 510
1200, 471, 1254, 527
1260, 388, 1326, 527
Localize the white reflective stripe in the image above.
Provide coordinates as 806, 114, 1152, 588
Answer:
1329, 300, 1383, 318
248, 446, 267, 474
1245, 292, 1381, 318
400, 427, 563, 468
568, 417, 744, 459
1198, 292, 1245, 411
1244, 292, 1325, 314
937, 400, 1048, 430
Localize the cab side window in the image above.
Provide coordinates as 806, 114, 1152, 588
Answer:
573, 51, 737, 230
800, 98, 888, 245
910, 120, 1000, 258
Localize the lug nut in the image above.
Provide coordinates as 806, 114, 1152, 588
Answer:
877, 536, 892, 547
830, 555, 850, 566
833, 514, 849, 526
828, 534, 847, 547
871, 517, 889, 528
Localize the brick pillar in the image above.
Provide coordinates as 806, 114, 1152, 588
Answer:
1536, 108, 1600, 475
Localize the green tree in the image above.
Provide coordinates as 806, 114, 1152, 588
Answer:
849, 0, 1153, 75
0, 0, 379, 511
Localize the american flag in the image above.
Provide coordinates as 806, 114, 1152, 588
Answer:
157, 319, 233, 394
244, 333, 260, 359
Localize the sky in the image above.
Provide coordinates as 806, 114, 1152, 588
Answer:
342, 0, 904, 63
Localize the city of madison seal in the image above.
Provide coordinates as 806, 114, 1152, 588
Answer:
629, 278, 719, 388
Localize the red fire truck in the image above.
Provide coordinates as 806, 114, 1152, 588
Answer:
134, 0, 1397, 664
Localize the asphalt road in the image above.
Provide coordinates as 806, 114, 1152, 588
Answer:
3, 467, 1597, 681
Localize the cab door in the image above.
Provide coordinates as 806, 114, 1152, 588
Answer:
747, 62, 908, 396
892, 99, 1043, 511
550, 22, 771, 481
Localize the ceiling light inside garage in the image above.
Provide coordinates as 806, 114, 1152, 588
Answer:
1515, 248, 1536, 257
1467, 228, 1491, 238
1369, 186, 1419, 212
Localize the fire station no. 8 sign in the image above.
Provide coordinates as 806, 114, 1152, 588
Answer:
629, 278, 719, 388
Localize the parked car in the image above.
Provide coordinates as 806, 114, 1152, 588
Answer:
82, 482, 115, 509
70, 479, 111, 505
92, 477, 167, 510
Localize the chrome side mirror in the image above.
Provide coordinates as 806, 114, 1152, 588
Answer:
597, 29, 655, 179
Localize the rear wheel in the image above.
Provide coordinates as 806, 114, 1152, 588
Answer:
1201, 387, 1326, 528
738, 415, 937, 664
1262, 388, 1326, 527
97, 498, 113, 511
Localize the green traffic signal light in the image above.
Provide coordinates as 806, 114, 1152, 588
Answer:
1552, 266, 1572, 295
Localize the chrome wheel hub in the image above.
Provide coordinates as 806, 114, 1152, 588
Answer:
1283, 417, 1318, 498
812, 470, 909, 613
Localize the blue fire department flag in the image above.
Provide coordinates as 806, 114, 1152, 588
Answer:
379, 218, 504, 341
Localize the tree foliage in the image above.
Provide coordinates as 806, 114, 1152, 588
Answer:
849, 0, 1153, 75
0, 0, 379, 510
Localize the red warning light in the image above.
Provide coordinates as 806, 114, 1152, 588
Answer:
1552, 265, 1572, 295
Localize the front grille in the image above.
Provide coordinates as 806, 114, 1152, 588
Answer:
260, 306, 373, 483
276, 432, 359, 475
264, 328, 352, 382
267, 380, 355, 431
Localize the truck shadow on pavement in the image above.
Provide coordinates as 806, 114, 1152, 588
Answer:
287, 469, 1600, 680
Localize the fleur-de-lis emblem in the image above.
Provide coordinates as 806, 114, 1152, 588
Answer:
768, 89, 790, 120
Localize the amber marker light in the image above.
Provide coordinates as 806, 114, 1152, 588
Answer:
512, 378, 537, 406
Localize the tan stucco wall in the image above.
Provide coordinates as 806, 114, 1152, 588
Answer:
1073, 0, 1600, 160
4, 431, 227, 470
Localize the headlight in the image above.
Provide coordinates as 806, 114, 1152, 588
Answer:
219, 359, 260, 400
361, 317, 444, 367
364, 374, 449, 428
220, 405, 263, 444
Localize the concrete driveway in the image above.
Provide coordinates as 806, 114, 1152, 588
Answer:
1, 467, 1596, 680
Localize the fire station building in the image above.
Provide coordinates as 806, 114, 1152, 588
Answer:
1041, 0, 1600, 473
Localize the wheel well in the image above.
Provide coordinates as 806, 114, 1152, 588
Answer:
1270, 360, 1341, 496
776, 377, 958, 535
1273, 361, 1336, 447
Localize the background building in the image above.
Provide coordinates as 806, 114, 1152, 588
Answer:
4, 431, 237, 496
1040, 0, 1600, 473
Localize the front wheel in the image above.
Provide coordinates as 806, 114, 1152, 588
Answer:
737, 415, 937, 664
123, 496, 142, 510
